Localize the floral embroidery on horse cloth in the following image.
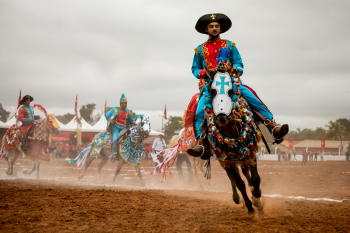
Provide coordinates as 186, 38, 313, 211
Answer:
32, 119, 50, 138
25, 137, 51, 163
119, 123, 144, 166
66, 132, 112, 169
2, 124, 21, 152
178, 126, 196, 153
89, 132, 112, 158
202, 82, 261, 169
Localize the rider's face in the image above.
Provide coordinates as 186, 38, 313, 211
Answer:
120, 102, 127, 110
206, 22, 221, 38
24, 99, 31, 106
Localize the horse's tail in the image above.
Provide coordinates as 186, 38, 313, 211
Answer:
66, 145, 91, 169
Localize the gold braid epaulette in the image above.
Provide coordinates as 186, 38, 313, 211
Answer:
231, 42, 236, 47
194, 47, 199, 55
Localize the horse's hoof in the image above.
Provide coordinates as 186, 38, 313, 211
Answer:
78, 173, 85, 179
141, 182, 146, 187
111, 180, 116, 185
6, 167, 12, 175
23, 170, 32, 175
252, 196, 262, 208
248, 209, 256, 219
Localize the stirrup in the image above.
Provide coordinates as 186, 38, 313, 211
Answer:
187, 145, 205, 157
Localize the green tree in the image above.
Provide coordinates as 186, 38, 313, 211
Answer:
0, 103, 10, 123
55, 113, 75, 125
336, 118, 350, 133
79, 103, 102, 125
163, 116, 182, 141
325, 120, 349, 147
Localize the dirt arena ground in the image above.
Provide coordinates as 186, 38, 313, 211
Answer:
0, 158, 349, 232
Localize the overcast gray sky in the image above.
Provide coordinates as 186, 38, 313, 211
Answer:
1, 0, 350, 132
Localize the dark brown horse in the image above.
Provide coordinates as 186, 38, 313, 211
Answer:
199, 62, 263, 218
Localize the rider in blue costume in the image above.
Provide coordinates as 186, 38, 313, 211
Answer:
188, 13, 289, 157
106, 93, 135, 155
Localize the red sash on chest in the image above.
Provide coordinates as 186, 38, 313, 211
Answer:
115, 111, 127, 126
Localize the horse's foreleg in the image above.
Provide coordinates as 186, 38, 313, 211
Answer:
230, 166, 255, 216
5, 150, 20, 175
78, 156, 94, 179
135, 164, 145, 187
187, 154, 204, 190
97, 154, 109, 182
250, 161, 262, 208
111, 156, 124, 184
241, 167, 254, 193
36, 162, 40, 179
225, 167, 241, 205
23, 159, 36, 175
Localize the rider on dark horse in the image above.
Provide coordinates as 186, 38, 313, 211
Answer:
188, 13, 289, 158
106, 93, 135, 158
18, 95, 40, 153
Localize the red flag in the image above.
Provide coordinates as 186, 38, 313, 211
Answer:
75, 94, 78, 113
321, 136, 325, 150
17, 89, 21, 108
104, 99, 107, 115
164, 105, 167, 120
288, 137, 293, 150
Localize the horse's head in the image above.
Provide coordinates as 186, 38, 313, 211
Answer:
204, 56, 235, 128
47, 114, 60, 135
135, 114, 150, 139
141, 116, 150, 138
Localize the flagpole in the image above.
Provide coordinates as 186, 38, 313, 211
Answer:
159, 115, 164, 132
75, 94, 81, 147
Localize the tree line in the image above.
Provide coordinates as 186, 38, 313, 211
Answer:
0, 102, 349, 143
286, 118, 349, 142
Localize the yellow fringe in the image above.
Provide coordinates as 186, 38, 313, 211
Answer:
218, 156, 256, 169
194, 47, 199, 55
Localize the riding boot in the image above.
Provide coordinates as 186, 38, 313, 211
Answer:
265, 120, 289, 144
187, 135, 211, 160
21, 139, 28, 153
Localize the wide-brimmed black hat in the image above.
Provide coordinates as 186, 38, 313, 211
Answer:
195, 13, 232, 34
19, 95, 34, 105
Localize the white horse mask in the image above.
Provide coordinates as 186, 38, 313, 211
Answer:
211, 72, 233, 116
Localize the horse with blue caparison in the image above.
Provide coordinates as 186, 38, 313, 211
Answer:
188, 47, 263, 218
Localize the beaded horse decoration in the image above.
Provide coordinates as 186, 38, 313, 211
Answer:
201, 47, 262, 168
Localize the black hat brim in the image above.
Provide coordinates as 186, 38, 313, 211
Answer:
19, 95, 34, 105
195, 13, 232, 34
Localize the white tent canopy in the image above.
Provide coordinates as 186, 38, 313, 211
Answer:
149, 129, 163, 136
91, 115, 107, 132
0, 116, 20, 129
